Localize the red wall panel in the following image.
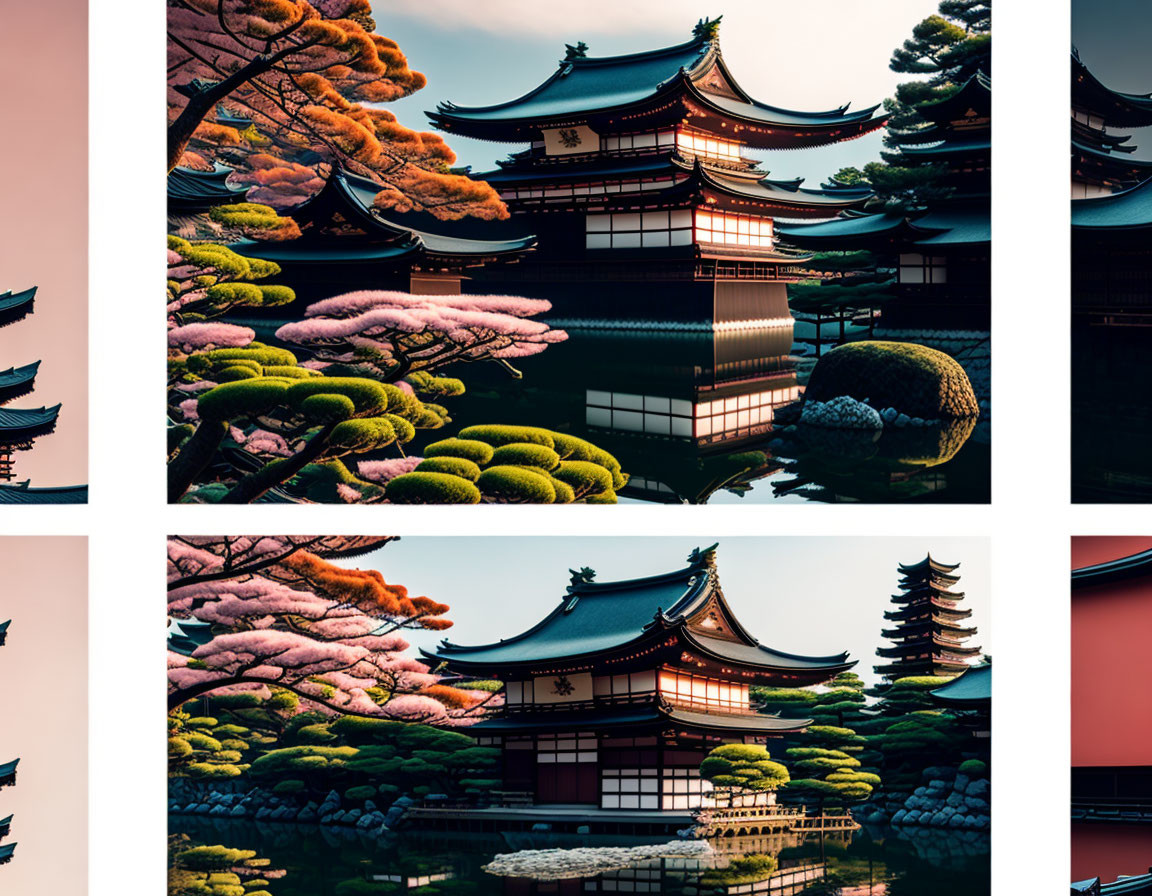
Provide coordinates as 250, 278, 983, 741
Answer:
1072, 537, 1152, 767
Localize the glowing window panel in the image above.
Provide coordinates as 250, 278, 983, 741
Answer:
694, 209, 774, 249
676, 130, 745, 162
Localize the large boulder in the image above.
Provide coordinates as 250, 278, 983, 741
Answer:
804, 342, 979, 419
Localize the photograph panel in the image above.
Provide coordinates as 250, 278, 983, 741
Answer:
166, 0, 989, 505
168, 535, 989, 894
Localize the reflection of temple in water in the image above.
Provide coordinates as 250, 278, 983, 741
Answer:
438, 319, 800, 503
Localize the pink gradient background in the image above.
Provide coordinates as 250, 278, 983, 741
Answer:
0, 538, 87, 892
0, 2, 88, 487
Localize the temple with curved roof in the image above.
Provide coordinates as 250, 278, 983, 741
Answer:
424, 544, 853, 811
427, 18, 886, 323
1072, 51, 1152, 198
875, 555, 981, 681
781, 72, 991, 330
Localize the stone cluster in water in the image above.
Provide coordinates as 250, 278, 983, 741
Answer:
168, 779, 411, 835
483, 841, 714, 880
856, 766, 990, 832
799, 395, 938, 430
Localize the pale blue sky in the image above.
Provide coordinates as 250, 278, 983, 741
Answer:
350, 536, 990, 690
380, 0, 942, 183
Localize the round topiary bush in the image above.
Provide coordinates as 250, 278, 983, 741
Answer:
385, 471, 481, 504
490, 442, 561, 471
422, 438, 494, 465
415, 456, 483, 481
958, 759, 987, 776
476, 465, 556, 503
457, 424, 555, 448
804, 341, 979, 419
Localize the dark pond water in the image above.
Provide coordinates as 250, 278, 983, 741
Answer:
172, 816, 989, 895
1072, 323, 1152, 501
239, 314, 990, 504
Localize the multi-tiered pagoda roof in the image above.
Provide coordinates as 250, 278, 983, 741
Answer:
424, 20, 885, 321
428, 23, 885, 147
1072, 51, 1152, 195
875, 554, 981, 680
426, 545, 853, 739
427, 545, 853, 814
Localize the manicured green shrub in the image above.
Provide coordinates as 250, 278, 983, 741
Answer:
415, 456, 482, 481
423, 438, 494, 465
490, 442, 560, 471
272, 779, 306, 794
959, 759, 987, 775
552, 460, 613, 498
345, 785, 376, 801
457, 424, 554, 448
385, 472, 481, 504
804, 341, 979, 418
477, 466, 556, 503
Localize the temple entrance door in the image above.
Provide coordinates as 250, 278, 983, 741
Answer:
537, 762, 597, 803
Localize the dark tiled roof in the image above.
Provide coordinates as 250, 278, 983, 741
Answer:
0, 481, 88, 504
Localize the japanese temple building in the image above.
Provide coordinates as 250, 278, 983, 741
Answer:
930, 661, 991, 742
1071, 53, 1152, 320
875, 555, 980, 681
423, 546, 853, 817
169, 163, 537, 305
426, 18, 885, 323
781, 72, 991, 331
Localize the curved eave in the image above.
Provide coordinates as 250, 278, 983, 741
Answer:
167, 163, 250, 212
1073, 547, 1152, 588
0, 362, 40, 405
0, 288, 35, 328
1072, 176, 1152, 231
777, 213, 910, 249
912, 72, 991, 127
894, 138, 990, 159
0, 404, 61, 443
428, 42, 886, 148
1073, 55, 1152, 128
0, 481, 87, 505
694, 164, 872, 213
473, 703, 812, 736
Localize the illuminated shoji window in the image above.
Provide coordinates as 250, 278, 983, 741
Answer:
694, 209, 774, 248
658, 670, 750, 711
536, 733, 597, 764
601, 768, 660, 809
898, 253, 948, 284
676, 130, 745, 162
662, 768, 714, 810
586, 210, 694, 249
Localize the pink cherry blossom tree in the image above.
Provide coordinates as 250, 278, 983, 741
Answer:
275, 290, 568, 382
167, 535, 494, 724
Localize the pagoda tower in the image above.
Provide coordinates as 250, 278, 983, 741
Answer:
426, 18, 886, 323
875, 555, 981, 681
781, 72, 991, 330
0, 287, 61, 482
424, 545, 854, 820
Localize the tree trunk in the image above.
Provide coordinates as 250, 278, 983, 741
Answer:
167, 54, 277, 172
168, 419, 229, 502
220, 422, 338, 503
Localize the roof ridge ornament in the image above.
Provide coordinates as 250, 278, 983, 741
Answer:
692, 16, 722, 43
687, 543, 720, 568
567, 566, 596, 591
564, 41, 588, 61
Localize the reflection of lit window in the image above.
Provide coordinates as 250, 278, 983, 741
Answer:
898, 253, 948, 284
586, 210, 694, 249
586, 388, 800, 439
676, 130, 745, 162
694, 209, 774, 249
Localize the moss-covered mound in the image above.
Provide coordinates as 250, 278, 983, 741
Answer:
804, 341, 979, 419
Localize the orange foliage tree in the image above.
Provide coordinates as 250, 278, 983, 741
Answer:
167, 0, 507, 220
